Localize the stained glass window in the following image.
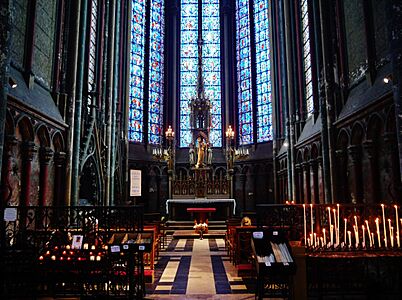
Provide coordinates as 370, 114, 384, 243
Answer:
180, 0, 222, 147
202, 0, 222, 147
129, 0, 146, 142
254, 0, 272, 142
148, 0, 165, 144
236, 0, 253, 145
301, 0, 314, 116
88, 0, 98, 109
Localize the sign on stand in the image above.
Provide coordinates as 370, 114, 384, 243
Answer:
130, 170, 142, 202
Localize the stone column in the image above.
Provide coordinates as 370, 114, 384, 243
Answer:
317, 156, 324, 204
309, 159, 318, 204
363, 141, 378, 203
296, 164, 304, 204
383, 133, 401, 202
1, 135, 17, 204
39, 147, 53, 206
21, 142, 37, 206
335, 149, 348, 203
302, 162, 311, 203
54, 151, 66, 206
348, 145, 363, 203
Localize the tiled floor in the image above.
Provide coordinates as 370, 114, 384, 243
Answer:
146, 235, 255, 299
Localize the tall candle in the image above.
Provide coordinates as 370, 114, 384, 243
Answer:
353, 225, 358, 247
362, 225, 365, 247
333, 209, 337, 245
348, 230, 352, 247
303, 204, 307, 246
344, 218, 347, 245
323, 228, 326, 247
328, 207, 332, 233
375, 218, 381, 247
371, 233, 374, 247
330, 224, 334, 246
388, 219, 393, 246
314, 233, 317, 247
395, 205, 400, 247
382, 204, 387, 247
320, 237, 324, 248
337, 204, 340, 245
310, 204, 314, 240
390, 226, 394, 248
365, 220, 372, 247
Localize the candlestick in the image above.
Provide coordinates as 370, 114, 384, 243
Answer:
344, 218, 347, 245
323, 228, 326, 247
337, 204, 340, 246
375, 218, 381, 248
395, 205, 400, 248
365, 220, 372, 247
381, 204, 387, 247
310, 204, 314, 241
348, 230, 352, 248
303, 204, 307, 246
362, 225, 365, 247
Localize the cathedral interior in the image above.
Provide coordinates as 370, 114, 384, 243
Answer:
1, 0, 402, 299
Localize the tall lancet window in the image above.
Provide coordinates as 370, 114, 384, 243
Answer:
129, 1, 146, 142
236, 0, 272, 145
88, 0, 98, 109
301, 0, 314, 117
180, 0, 222, 147
236, 0, 254, 145
148, 0, 165, 144
254, 0, 272, 142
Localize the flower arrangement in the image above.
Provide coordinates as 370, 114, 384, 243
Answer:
193, 220, 208, 239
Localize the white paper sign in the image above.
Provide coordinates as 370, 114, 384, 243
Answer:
72, 235, 83, 249
4, 208, 17, 221
253, 231, 264, 239
130, 170, 142, 197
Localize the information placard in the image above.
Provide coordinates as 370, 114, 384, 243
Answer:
130, 169, 142, 197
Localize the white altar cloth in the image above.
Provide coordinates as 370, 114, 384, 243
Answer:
166, 198, 236, 215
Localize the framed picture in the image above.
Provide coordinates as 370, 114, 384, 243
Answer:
72, 235, 84, 249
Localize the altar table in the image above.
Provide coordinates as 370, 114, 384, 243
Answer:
166, 198, 236, 215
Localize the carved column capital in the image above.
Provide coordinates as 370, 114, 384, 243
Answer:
54, 151, 66, 167
4, 135, 18, 157
22, 141, 37, 161
40, 147, 54, 165
347, 145, 361, 165
362, 140, 375, 159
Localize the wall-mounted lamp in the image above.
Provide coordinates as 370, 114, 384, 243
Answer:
9, 77, 17, 89
383, 75, 392, 84
283, 140, 289, 148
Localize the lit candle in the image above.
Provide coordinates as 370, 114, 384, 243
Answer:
90, 255, 95, 261
303, 204, 307, 246
382, 204, 388, 247
91, 245, 96, 250
66, 245, 70, 250
388, 219, 393, 247
320, 237, 324, 248
348, 230, 352, 247
314, 233, 317, 247
362, 225, 365, 247
310, 233, 313, 247
83, 243, 89, 250
395, 205, 400, 248
307, 238, 310, 247
333, 209, 337, 245
371, 233, 374, 247
337, 204, 340, 245
353, 225, 358, 247
310, 204, 314, 241
323, 228, 326, 247
375, 218, 381, 247
330, 224, 334, 246
328, 207, 332, 236
390, 226, 394, 248
96, 256, 101, 261
365, 220, 372, 247
344, 218, 347, 245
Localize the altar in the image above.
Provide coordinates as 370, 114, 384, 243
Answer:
166, 198, 236, 221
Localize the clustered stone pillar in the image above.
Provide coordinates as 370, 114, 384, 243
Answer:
22, 141, 37, 206
53, 152, 66, 206
1, 135, 17, 204
39, 147, 53, 207
309, 159, 317, 204
335, 149, 348, 203
363, 140, 378, 203
348, 145, 363, 203
302, 162, 310, 203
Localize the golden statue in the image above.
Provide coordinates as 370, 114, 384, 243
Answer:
195, 136, 206, 168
